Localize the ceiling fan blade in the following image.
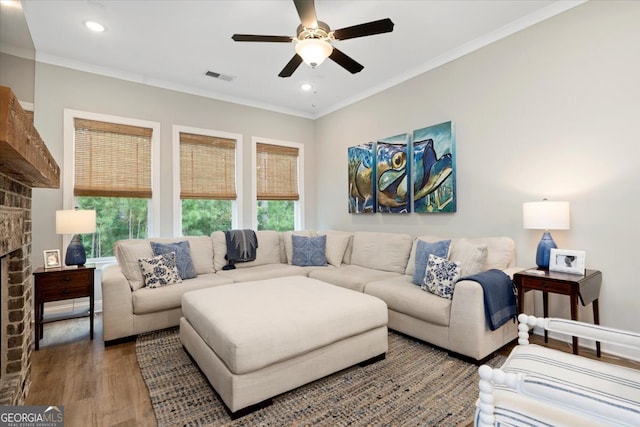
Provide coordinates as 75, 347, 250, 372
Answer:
333, 18, 394, 40
294, 0, 318, 28
232, 34, 293, 43
329, 48, 364, 74
278, 54, 303, 78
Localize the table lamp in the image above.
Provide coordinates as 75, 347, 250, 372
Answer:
523, 200, 570, 269
56, 208, 96, 266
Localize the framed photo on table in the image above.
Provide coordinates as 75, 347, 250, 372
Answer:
549, 248, 586, 275
43, 249, 61, 269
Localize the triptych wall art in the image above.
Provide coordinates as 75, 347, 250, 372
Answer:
348, 121, 456, 214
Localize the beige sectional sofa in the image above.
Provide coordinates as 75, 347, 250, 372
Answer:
102, 229, 521, 361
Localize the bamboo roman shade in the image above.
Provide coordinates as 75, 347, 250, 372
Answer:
180, 132, 237, 200
256, 143, 299, 201
74, 118, 153, 198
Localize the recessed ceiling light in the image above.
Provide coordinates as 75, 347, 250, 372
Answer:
85, 21, 105, 32
300, 83, 312, 91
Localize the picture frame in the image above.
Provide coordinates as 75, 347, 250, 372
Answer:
43, 249, 61, 269
549, 248, 586, 275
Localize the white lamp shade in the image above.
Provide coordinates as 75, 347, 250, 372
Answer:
295, 38, 333, 67
56, 209, 96, 234
523, 201, 570, 230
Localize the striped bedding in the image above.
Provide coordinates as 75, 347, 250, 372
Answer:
490, 344, 640, 426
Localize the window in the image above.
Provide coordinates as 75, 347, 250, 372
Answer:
253, 138, 304, 231
173, 126, 242, 235
63, 110, 160, 260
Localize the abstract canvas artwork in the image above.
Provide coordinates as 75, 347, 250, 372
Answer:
348, 121, 456, 214
348, 142, 376, 213
376, 133, 410, 213
412, 121, 456, 213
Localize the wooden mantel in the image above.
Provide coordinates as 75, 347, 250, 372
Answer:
0, 86, 60, 188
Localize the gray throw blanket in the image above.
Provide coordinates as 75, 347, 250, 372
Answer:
462, 269, 517, 331
223, 229, 258, 270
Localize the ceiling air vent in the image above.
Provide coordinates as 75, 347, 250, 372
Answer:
205, 70, 234, 82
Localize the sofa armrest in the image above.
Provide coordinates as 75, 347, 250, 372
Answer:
101, 263, 135, 342
448, 271, 518, 360
502, 266, 526, 279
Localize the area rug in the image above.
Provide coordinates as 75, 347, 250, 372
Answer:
136, 328, 505, 426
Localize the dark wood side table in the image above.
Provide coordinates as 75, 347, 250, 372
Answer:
513, 268, 602, 357
33, 265, 95, 350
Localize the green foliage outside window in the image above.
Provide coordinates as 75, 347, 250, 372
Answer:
76, 197, 292, 259
181, 199, 232, 236
257, 200, 294, 231
77, 196, 148, 258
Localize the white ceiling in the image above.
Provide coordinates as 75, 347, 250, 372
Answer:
10, 0, 583, 118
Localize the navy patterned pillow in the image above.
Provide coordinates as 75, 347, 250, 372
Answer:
150, 241, 197, 279
422, 254, 461, 299
292, 235, 327, 267
138, 252, 182, 288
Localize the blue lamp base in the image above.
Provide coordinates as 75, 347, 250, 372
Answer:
535, 231, 557, 269
65, 234, 87, 267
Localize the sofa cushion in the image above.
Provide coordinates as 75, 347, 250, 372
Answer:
469, 236, 516, 270
212, 230, 282, 271
422, 254, 461, 299
365, 275, 451, 326
292, 235, 327, 266
132, 273, 233, 315
309, 264, 401, 293
150, 240, 197, 279
150, 236, 214, 275
216, 264, 318, 282
283, 230, 315, 264
412, 239, 451, 285
449, 238, 488, 277
350, 232, 413, 274
114, 239, 153, 290
138, 252, 182, 288
318, 230, 352, 267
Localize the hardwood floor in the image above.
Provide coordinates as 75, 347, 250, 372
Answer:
26, 315, 156, 426
27, 315, 638, 426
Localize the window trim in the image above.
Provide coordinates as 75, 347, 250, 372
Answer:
172, 125, 243, 236
63, 109, 161, 260
251, 136, 304, 230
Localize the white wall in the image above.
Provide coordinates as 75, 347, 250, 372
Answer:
0, 52, 34, 102
315, 1, 640, 359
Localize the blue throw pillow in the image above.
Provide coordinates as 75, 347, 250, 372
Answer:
292, 235, 327, 267
150, 241, 197, 280
412, 239, 451, 285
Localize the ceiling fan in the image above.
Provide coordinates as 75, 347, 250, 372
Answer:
231, 0, 394, 78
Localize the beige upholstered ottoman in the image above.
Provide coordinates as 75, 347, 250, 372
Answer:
179, 275, 388, 415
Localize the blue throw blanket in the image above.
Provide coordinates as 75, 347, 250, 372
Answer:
462, 269, 517, 331
223, 229, 258, 270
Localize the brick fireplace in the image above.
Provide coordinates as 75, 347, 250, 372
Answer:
0, 86, 60, 405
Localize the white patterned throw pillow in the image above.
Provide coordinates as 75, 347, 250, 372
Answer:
138, 252, 182, 288
422, 254, 461, 299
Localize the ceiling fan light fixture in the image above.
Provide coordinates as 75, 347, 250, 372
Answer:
295, 38, 333, 68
